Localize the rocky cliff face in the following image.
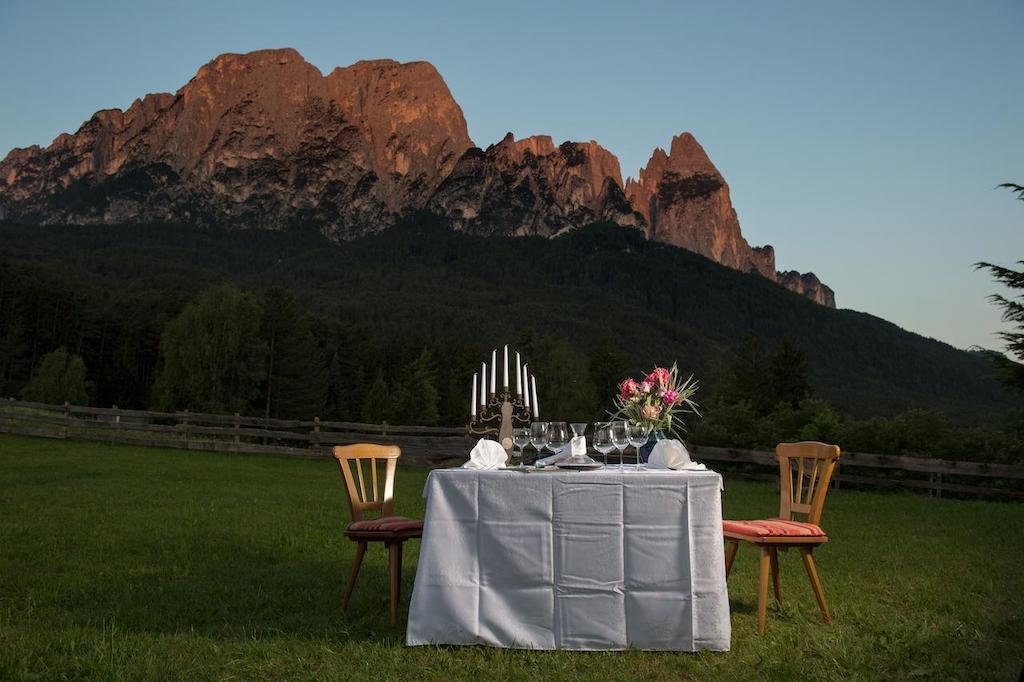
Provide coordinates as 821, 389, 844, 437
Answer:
624, 133, 776, 279
427, 133, 643, 236
624, 133, 833, 306
0, 48, 833, 306
0, 48, 472, 239
778, 271, 836, 308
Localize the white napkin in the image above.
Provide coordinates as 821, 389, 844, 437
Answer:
647, 439, 706, 471
570, 436, 587, 457
462, 438, 509, 470
535, 444, 572, 467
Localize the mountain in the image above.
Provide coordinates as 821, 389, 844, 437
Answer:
0, 48, 831, 303
0, 49, 471, 240
0, 221, 1011, 423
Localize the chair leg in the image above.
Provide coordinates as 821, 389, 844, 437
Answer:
757, 546, 771, 635
724, 540, 739, 578
340, 541, 367, 611
388, 541, 403, 626
800, 547, 830, 623
770, 548, 782, 606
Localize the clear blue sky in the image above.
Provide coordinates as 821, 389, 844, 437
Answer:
1, 0, 1021, 351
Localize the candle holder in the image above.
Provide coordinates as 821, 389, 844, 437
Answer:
468, 388, 534, 453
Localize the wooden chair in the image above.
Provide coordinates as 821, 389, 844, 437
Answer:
333, 444, 423, 626
723, 441, 841, 634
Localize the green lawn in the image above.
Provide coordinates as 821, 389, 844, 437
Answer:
1, 435, 1022, 680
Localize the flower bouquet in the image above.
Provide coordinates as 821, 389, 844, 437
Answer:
612, 364, 699, 448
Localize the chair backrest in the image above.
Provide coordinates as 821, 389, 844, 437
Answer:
776, 441, 841, 526
333, 444, 402, 522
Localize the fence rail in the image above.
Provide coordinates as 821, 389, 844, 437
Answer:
2, 398, 1022, 499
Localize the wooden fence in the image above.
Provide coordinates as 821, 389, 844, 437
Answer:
2, 398, 1023, 499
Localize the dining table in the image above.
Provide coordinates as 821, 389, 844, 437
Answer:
405, 464, 731, 651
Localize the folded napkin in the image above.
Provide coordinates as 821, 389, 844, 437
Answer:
647, 439, 706, 471
535, 445, 571, 467
462, 438, 509, 470
570, 436, 587, 457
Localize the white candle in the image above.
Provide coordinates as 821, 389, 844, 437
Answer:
515, 352, 522, 396
531, 374, 539, 418
481, 363, 487, 406
522, 364, 529, 408
503, 345, 509, 390
471, 373, 477, 417
490, 349, 497, 394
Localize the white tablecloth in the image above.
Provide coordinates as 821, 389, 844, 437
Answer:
406, 465, 731, 651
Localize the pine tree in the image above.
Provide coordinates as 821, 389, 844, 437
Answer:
770, 340, 812, 408
976, 183, 1024, 393
261, 288, 327, 419
361, 370, 390, 423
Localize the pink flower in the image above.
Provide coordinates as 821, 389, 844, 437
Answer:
641, 403, 662, 420
647, 367, 670, 388
662, 389, 679, 405
618, 378, 639, 401
639, 381, 653, 394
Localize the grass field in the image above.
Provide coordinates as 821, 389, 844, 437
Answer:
1, 434, 1022, 680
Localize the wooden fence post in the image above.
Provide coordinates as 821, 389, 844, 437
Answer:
182, 409, 190, 449
110, 405, 118, 445
382, 420, 388, 437
313, 416, 321, 447
833, 461, 841, 489
935, 472, 943, 499
63, 401, 70, 439
233, 412, 241, 448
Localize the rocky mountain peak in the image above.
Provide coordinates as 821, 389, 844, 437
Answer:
0, 49, 833, 306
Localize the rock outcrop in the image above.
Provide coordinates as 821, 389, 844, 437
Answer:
0, 48, 472, 239
624, 133, 775, 279
778, 271, 836, 308
624, 133, 832, 305
0, 48, 833, 305
427, 133, 643, 236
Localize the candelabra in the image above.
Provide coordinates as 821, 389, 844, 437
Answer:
468, 388, 533, 451
467, 345, 539, 452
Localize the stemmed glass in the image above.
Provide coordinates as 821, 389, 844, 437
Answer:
512, 428, 530, 467
611, 421, 629, 467
628, 423, 651, 470
529, 422, 549, 465
547, 422, 570, 457
593, 422, 615, 466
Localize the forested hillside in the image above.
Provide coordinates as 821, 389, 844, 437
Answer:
0, 219, 1014, 428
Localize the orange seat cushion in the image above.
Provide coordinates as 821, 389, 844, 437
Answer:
347, 516, 424, 534
723, 518, 826, 538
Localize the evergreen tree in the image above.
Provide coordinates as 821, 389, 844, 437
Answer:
724, 333, 771, 412
261, 288, 327, 419
389, 348, 440, 425
976, 182, 1024, 393
361, 370, 389, 423
21, 347, 89, 405
770, 340, 812, 408
152, 283, 267, 413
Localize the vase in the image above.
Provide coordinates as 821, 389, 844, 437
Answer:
639, 430, 668, 463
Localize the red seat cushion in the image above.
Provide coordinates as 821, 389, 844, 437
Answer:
347, 516, 424, 534
723, 518, 826, 538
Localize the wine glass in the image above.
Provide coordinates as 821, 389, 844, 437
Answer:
529, 422, 549, 465
570, 422, 588, 438
547, 422, 569, 456
512, 428, 530, 467
592, 422, 615, 466
628, 423, 651, 470
610, 420, 629, 467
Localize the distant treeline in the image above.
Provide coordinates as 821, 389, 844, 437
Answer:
0, 220, 1020, 462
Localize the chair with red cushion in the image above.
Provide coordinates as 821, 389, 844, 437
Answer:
333, 443, 423, 625
723, 441, 841, 634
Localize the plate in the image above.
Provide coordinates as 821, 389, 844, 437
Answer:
555, 461, 604, 470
